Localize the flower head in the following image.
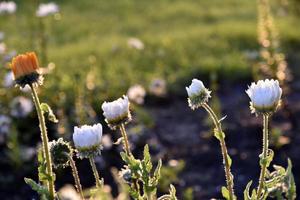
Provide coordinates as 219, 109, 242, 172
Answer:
246, 79, 282, 114
127, 84, 146, 105
36, 2, 59, 17
10, 52, 43, 88
50, 138, 73, 169
0, 1, 16, 15
73, 123, 102, 159
127, 37, 144, 50
186, 79, 211, 109
102, 95, 131, 129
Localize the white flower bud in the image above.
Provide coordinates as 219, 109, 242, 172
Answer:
186, 79, 211, 109
73, 123, 102, 158
246, 79, 282, 114
101, 95, 131, 129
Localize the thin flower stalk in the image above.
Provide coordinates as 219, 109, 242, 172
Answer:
257, 114, 269, 198
89, 156, 103, 188
68, 155, 84, 199
119, 123, 131, 156
30, 84, 55, 199
202, 103, 235, 200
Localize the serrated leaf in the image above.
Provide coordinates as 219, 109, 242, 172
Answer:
40, 103, 58, 123
24, 178, 50, 200
143, 144, 152, 172
152, 159, 162, 186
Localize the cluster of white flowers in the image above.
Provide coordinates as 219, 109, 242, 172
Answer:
127, 37, 144, 50
127, 84, 146, 105
246, 79, 282, 114
186, 79, 211, 109
36, 2, 59, 17
102, 95, 131, 129
10, 96, 33, 118
0, 1, 16, 14
73, 124, 102, 158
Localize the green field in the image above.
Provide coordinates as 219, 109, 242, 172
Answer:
1, 0, 299, 101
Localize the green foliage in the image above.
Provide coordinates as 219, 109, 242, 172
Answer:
40, 103, 58, 123
37, 147, 55, 184
24, 178, 50, 200
120, 145, 177, 199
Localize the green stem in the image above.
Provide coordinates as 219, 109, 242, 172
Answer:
257, 114, 269, 198
119, 123, 131, 156
89, 156, 102, 188
68, 155, 84, 199
30, 84, 55, 199
202, 103, 235, 200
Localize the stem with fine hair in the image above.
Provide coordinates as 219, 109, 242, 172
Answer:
30, 84, 55, 199
202, 103, 235, 200
119, 123, 131, 156
257, 114, 269, 198
89, 156, 103, 188
68, 155, 84, 199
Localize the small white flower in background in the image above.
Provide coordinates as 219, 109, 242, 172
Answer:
149, 78, 167, 97
0, 1, 16, 14
58, 184, 81, 200
73, 123, 102, 158
3, 71, 14, 87
10, 96, 33, 118
36, 2, 59, 17
246, 79, 282, 114
186, 79, 211, 110
127, 37, 144, 50
127, 84, 146, 105
0, 42, 6, 54
102, 95, 131, 129
0, 115, 11, 144
102, 134, 113, 149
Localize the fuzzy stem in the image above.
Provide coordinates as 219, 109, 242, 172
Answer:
257, 114, 269, 198
89, 156, 102, 188
30, 84, 55, 199
68, 155, 84, 199
202, 103, 235, 200
119, 123, 131, 156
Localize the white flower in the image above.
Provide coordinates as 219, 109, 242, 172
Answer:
102, 95, 131, 129
246, 79, 282, 114
3, 71, 14, 87
10, 96, 33, 118
73, 123, 102, 158
186, 79, 211, 109
149, 78, 167, 97
58, 185, 81, 200
127, 37, 144, 50
36, 2, 59, 17
0, 1, 16, 14
127, 84, 146, 105
0, 42, 6, 54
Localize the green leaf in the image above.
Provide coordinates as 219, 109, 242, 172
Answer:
222, 186, 230, 200
244, 181, 256, 200
143, 144, 152, 172
152, 159, 162, 186
40, 103, 58, 123
286, 159, 296, 200
169, 184, 177, 200
24, 178, 50, 200
214, 128, 225, 141
259, 149, 274, 168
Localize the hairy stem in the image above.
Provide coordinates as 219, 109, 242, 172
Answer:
257, 114, 269, 198
119, 123, 131, 156
89, 157, 102, 188
202, 103, 235, 200
68, 155, 84, 199
30, 84, 55, 199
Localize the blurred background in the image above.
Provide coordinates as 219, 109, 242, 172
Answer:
0, 0, 300, 199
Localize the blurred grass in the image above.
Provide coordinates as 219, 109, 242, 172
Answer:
1, 0, 300, 102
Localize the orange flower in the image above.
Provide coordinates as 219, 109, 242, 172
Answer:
11, 52, 40, 79
10, 52, 43, 87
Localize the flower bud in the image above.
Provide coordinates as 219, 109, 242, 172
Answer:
101, 95, 131, 130
73, 123, 103, 159
10, 52, 43, 88
246, 79, 282, 114
186, 79, 211, 109
50, 138, 73, 169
